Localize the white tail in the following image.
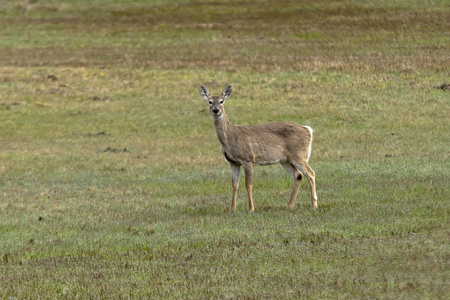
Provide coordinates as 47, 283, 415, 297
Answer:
200, 85, 317, 212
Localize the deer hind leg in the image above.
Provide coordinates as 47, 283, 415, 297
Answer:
281, 162, 303, 209
243, 163, 254, 213
230, 163, 240, 212
290, 160, 317, 210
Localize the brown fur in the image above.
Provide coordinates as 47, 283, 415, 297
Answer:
200, 85, 317, 212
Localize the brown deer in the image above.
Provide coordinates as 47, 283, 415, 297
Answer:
200, 85, 317, 212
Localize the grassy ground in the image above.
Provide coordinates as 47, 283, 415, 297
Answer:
1, 0, 449, 298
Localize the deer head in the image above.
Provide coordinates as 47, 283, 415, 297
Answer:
200, 85, 232, 120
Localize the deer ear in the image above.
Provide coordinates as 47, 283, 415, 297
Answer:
199, 85, 210, 101
221, 85, 232, 101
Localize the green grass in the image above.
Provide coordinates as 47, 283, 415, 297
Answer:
1, 0, 449, 299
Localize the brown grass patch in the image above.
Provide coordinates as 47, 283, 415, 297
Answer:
1, 1, 449, 71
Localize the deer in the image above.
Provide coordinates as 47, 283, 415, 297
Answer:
200, 85, 317, 213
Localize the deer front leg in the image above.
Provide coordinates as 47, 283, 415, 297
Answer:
243, 163, 254, 213
230, 163, 240, 212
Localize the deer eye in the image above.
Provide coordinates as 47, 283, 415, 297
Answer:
219, 100, 224, 104
208, 100, 213, 105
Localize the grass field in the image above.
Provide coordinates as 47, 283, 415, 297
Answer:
1, 0, 449, 298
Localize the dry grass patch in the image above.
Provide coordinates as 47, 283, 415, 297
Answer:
1, 0, 449, 71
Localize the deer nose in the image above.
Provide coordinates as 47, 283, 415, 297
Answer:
212, 107, 220, 114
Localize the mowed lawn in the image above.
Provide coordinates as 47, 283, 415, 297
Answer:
0, 0, 449, 298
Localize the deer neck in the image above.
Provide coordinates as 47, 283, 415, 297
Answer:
213, 111, 233, 148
